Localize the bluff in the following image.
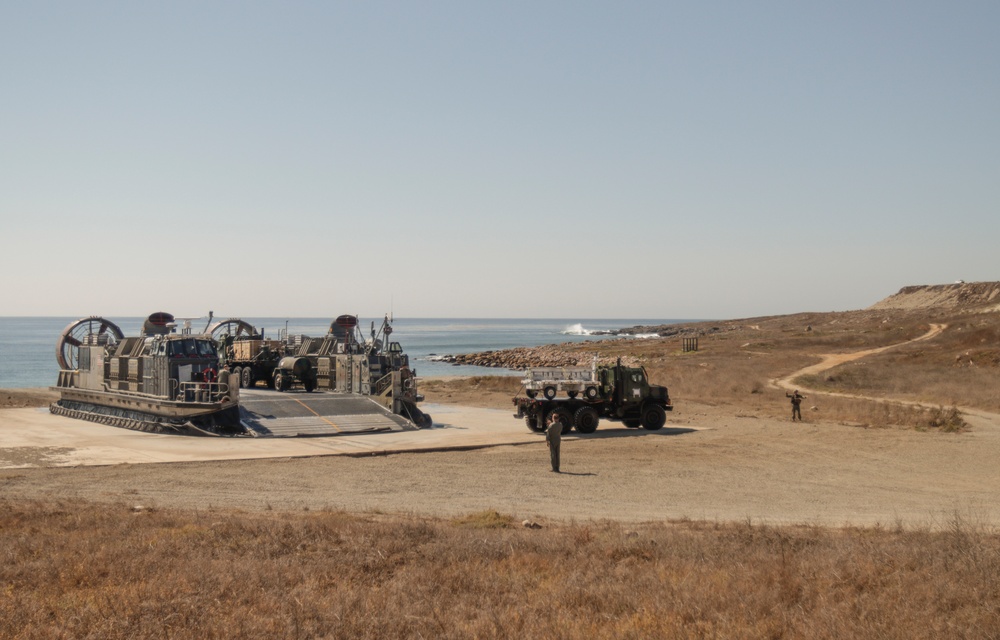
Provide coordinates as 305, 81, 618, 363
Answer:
869, 281, 1000, 311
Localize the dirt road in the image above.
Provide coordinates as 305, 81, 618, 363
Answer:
774, 323, 948, 396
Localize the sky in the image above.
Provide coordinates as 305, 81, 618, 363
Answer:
1, 1, 997, 320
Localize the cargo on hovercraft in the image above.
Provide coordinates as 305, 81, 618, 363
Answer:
291, 314, 432, 427
208, 318, 284, 390
50, 313, 244, 435
208, 313, 432, 428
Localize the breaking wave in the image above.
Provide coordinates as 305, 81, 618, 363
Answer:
561, 323, 659, 339
561, 323, 593, 336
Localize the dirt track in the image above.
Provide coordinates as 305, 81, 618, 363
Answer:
774, 323, 948, 397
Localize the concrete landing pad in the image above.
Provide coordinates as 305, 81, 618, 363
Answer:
0, 404, 536, 467
238, 389, 413, 437
0, 403, 697, 468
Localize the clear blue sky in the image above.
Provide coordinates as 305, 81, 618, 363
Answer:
1, 2, 997, 319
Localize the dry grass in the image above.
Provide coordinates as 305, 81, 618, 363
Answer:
421, 375, 523, 410
778, 394, 969, 431
2, 499, 998, 639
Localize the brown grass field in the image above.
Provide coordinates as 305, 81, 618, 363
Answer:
4, 294, 1000, 638
3, 500, 998, 639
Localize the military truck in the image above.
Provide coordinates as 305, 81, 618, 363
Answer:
208, 319, 285, 389
513, 359, 672, 434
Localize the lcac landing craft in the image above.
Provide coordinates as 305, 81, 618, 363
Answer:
50, 312, 244, 435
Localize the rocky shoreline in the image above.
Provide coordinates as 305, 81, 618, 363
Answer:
430, 344, 596, 370
428, 323, 734, 371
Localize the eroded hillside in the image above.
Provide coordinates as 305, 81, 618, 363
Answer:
869, 281, 1000, 311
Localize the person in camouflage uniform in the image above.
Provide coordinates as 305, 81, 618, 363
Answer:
786, 390, 806, 421
546, 412, 564, 472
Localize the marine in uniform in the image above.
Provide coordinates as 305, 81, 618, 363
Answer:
786, 390, 805, 421
546, 412, 564, 472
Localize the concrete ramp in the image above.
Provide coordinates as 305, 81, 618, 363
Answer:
238, 389, 415, 437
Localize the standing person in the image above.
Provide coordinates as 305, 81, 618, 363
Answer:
546, 411, 564, 473
786, 390, 805, 421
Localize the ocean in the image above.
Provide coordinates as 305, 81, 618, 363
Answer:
0, 316, 687, 389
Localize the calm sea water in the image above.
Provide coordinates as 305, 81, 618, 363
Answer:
0, 317, 687, 389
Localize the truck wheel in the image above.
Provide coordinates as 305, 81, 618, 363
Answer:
241, 366, 254, 389
623, 419, 641, 429
641, 405, 667, 431
232, 366, 243, 389
526, 389, 537, 399
525, 416, 543, 433
274, 373, 285, 392
584, 386, 599, 400
574, 406, 599, 434
567, 390, 578, 399
543, 386, 557, 400
304, 379, 315, 393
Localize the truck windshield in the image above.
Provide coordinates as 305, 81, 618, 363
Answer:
197, 340, 216, 356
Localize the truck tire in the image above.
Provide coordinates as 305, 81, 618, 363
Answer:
525, 389, 537, 399
543, 386, 557, 400
241, 366, 254, 389
574, 406, 599, 434
525, 416, 544, 433
641, 404, 666, 431
274, 373, 285, 392
232, 366, 243, 389
567, 390, 578, 399
623, 419, 641, 429
584, 386, 599, 400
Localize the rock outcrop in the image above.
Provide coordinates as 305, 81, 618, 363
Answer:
431, 345, 641, 370
869, 282, 1000, 311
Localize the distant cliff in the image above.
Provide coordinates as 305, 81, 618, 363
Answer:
869, 282, 1000, 311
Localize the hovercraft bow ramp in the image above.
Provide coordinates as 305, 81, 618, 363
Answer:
238, 389, 418, 437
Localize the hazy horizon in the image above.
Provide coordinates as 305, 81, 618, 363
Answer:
2, 2, 996, 319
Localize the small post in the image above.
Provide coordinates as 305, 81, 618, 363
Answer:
682, 337, 699, 353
